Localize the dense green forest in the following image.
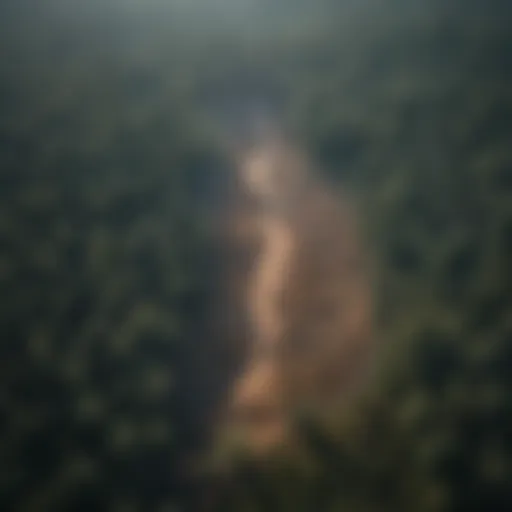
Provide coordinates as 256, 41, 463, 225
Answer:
1, 1, 511, 510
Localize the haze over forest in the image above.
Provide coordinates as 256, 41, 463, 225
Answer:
1, 1, 511, 510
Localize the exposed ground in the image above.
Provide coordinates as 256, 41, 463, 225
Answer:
217, 135, 375, 455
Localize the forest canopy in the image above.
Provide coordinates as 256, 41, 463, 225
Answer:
0, 0, 511, 510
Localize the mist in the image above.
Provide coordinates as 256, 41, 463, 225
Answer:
1, 0, 511, 510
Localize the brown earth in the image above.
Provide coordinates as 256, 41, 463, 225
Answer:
216, 137, 374, 455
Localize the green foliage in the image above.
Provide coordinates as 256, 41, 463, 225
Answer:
1, 0, 512, 510
0, 6, 230, 509
205, 2, 512, 512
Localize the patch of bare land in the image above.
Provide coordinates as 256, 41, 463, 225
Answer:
217, 136, 374, 455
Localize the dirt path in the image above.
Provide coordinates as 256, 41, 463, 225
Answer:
227, 142, 295, 452
242, 146, 295, 354
221, 137, 374, 455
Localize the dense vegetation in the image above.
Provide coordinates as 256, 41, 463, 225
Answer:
0, 4, 233, 509
215, 4, 512, 511
0, 1, 511, 510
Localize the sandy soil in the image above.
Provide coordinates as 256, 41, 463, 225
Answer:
221, 137, 374, 454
